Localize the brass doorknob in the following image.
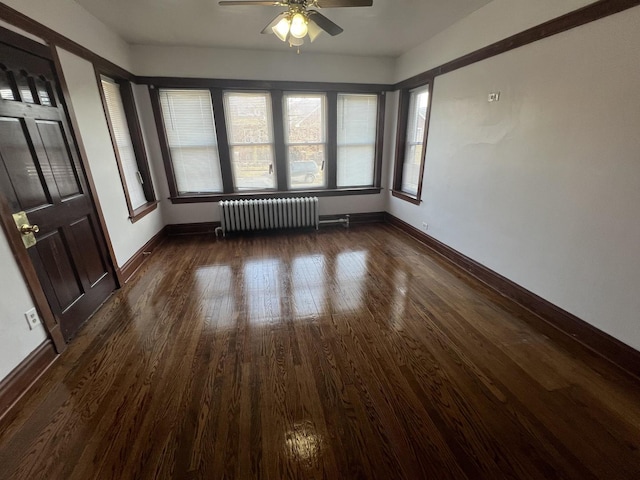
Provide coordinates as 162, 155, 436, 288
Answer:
20, 224, 40, 235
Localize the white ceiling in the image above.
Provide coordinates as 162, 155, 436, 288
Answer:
72, 0, 492, 57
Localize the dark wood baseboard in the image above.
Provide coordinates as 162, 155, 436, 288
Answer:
320, 211, 386, 224
118, 227, 167, 283
165, 212, 385, 237
385, 213, 640, 381
166, 222, 220, 236
0, 340, 57, 420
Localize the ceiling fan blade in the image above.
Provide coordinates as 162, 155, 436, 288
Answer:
315, 0, 372, 7
261, 12, 288, 33
219, 1, 284, 6
308, 11, 343, 36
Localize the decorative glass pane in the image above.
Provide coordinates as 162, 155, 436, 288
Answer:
0, 71, 16, 100
35, 77, 53, 106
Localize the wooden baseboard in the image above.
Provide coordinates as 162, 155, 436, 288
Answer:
166, 222, 220, 236
165, 212, 385, 237
320, 211, 386, 224
118, 227, 167, 283
385, 213, 640, 380
0, 340, 57, 420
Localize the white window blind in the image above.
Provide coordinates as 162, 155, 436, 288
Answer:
401, 86, 430, 196
284, 93, 327, 189
337, 94, 377, 187
223, 91, 276, 191
101, 77, 147, 209
159, 89, 223, 194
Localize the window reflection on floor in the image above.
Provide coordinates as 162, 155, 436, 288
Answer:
195, 265, 235, 328
334, 251, 368, 313
244, 259, 282, 323
389, 268, 409, 331
292, 255, 326, 319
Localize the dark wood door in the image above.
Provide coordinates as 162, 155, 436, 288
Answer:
0, 41, 116, 341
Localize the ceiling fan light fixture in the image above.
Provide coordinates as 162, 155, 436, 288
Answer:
289, 12, 308, 39
288, 34, 304, 47
306, 17, 323, 42
272, 16, 291, 41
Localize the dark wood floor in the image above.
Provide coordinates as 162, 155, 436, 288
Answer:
1, 224, 640, 479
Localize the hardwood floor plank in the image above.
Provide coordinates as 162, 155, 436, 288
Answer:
1, 225, 640, 479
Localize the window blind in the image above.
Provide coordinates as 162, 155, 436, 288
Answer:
159, 89, 223, 194
337, 94, 377, 187
101, 77, 147, 209
401, 86, 430, 196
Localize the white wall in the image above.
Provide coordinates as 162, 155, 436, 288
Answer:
0, 0, 132, 71
57, 48, 165, 267
132, 45, 395, 84
0, 235, 47, 380
388, 6, 640, 349
395, 0, 598, 83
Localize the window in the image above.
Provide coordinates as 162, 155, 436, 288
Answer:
150, 81, 386, 202
393, 82, 433, 204
99, 75, 156, 220
337, 94, 378, 187
284, 93, 327, 189
223, 91, 276, 191
159, 89, 223, 194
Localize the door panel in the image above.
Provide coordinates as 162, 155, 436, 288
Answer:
0, 117, 51, 209
35, 229, 84, 311
36, 120, 81, 199
69, 216, 108, 287
0, 40, 116, 341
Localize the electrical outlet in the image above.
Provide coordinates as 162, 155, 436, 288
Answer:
422, 222, 429, 231
488, 92, 501, 102
25, 308, 41, 330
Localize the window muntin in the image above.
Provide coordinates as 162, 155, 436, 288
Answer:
337, 93, 378, 188
223, 91, 276, 191
101, 76, 147, 210
159, 89, 223, 194
284, 93, 327, 190
401, 85, 430, 197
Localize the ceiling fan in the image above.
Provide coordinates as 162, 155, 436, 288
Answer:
218, 0, 373, 50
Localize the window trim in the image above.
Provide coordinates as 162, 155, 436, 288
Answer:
392, 79, 434, 205
96, 69, 157, 222
223, 89, 278, 192
149, 81, 386, 203
283, 91, 328, 190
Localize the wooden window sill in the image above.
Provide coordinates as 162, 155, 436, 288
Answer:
169, 187, 382, 204
391, 190, 421, 205
129, 201, 159, 223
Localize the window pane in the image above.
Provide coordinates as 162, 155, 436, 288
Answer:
223, 91, 276, 191
101, 77, 147, 209
337, 94, 377, 187
284, 94, 327, 189
159, 89, 223, 194
337, 145, 375, 187
401, 86, 430, 196
287, 145, 325, 189
0, 71, 16, 100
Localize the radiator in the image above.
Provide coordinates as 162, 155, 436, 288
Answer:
218, 197, 319, 236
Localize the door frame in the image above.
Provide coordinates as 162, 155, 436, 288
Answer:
0, 27, 122, 353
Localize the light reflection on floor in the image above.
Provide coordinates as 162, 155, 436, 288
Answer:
191, 248, 386, 327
